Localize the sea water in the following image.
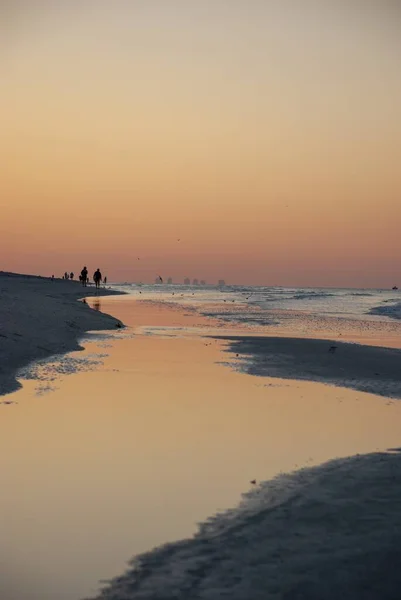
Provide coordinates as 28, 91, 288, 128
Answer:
1, 285, 401, 600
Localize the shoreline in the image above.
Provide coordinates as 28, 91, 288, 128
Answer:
3, 272, 401, 401
84, 449, 401, 600
2, 291, 401, 599
0, 272, 125, 396
2, 273, 401, 401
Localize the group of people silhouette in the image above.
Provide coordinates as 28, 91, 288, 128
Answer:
51, 269, 107, 287
79, 266, 106, 288
61, 272, 75, 280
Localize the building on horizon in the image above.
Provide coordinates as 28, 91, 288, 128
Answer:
184, 277, 190, 285
192, 278, 199, 285
200, 280, 206, 285
167, 277, 173, 284
218, 279, 226, 286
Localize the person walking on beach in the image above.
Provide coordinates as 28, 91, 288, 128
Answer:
93, 268, 102, 289
104, 276, 107, 285
81, 266, 88, 287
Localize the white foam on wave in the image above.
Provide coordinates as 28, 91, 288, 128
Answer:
292, 292, 336, 300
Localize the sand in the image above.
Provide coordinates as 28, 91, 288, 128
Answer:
84, 450, 401, 600
217, 335, 401, 399
0, 272, 124, 396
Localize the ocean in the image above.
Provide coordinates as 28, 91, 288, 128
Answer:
113, 283, 401, 342
81, 284, 401, 600
3, 282, 401, 600
114, 283, 401, 317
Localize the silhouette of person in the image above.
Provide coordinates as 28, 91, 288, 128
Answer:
93, 268, 102, 289
104, 276, 107, 285
70, 272, 74, 280
81, 266, 88, 287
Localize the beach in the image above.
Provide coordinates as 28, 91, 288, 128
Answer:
0, 272, 124, 396
4, 2, 401, 598
219, 335, 401, 398
1, 279, 401, 599
84, 451, 401, 600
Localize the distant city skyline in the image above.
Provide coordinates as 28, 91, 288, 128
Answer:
2, 1, 400, 287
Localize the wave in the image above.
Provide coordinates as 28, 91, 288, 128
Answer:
369, 301, 401, 320
84, 451, 401, 600
292, 292, 336, 300
348, 292, 374, 297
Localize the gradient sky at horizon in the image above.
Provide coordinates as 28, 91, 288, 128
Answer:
1, 1, 400, 286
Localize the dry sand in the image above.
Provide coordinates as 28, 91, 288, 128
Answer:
0, 272, 124, 396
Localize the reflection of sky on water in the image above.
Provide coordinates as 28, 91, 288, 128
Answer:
92, 298, 101, 312
105, 287, 401, 349
1, 297, 401, 599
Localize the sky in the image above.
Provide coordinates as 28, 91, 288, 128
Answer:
1, 0, 400, 287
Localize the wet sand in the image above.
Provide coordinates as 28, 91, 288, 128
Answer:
0, 272, 124, 396
1, 296, 401, 599
84, 451, 401, 600
218, 335, 401, 398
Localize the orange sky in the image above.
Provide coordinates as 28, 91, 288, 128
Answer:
1, 1, 400, 287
